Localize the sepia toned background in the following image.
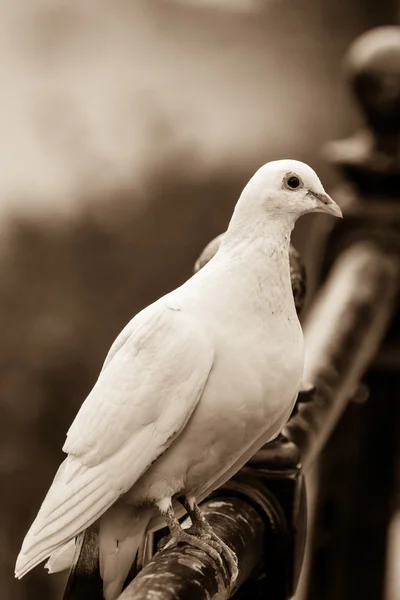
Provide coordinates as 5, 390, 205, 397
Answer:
0, 1, 397, 599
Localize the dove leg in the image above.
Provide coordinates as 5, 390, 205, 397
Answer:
155, 498, 229, 580
179, 495, 238, 586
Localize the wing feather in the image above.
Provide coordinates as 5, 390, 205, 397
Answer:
64, 302, 214, 466
15, 299, 215, 578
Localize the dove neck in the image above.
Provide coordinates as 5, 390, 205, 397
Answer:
209, 211, 295, 317
220, 201, 295, 259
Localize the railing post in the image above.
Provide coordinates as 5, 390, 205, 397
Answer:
305, 26, 400, 600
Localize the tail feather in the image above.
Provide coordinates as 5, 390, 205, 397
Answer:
99, 504, 151, 600
15, 456, 118, 579
45, 539, 76, 574
16, 491, 116, 578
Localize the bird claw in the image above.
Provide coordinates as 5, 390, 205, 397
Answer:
206, 533, 238, 589
157, 528, 238, 588
157, 530, 183, 551
190, 526, 238, 588
184, 524, 212, 540
180, 502, 238, 589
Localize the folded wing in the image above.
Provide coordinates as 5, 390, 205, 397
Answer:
15, 301, 215, 578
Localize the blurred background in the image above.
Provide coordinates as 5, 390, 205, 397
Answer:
0, 1, 398, 599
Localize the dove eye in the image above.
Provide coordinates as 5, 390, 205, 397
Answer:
284, 174, 303, 191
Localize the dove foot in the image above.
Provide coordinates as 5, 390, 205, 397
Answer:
180, 496, 239, 589
156, 498, 235, 586
158, 528, 228, 576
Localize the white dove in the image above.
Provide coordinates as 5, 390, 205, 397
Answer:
15, 159, 342, 600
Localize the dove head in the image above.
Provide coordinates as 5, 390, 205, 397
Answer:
236, 159, 342, 226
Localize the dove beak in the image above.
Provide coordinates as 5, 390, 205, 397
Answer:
308, 190, 343, 219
